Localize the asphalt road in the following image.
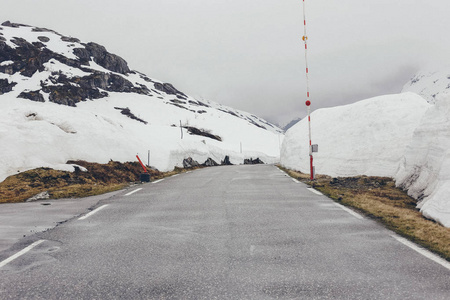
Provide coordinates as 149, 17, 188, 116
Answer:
0, 165, 449, 299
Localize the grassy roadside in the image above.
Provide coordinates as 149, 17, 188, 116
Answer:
278, 166, 450, 262
0, 160, 193, 203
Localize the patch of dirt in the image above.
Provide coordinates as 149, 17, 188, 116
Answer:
0, 160, 166, 203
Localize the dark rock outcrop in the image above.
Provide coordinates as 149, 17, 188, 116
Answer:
0, 78, 16, 94
114, 107, 148, 124
73, 42, 130, 74
154, 82, 187, 98
18, 90, 44, 102
184, 126, 222, 142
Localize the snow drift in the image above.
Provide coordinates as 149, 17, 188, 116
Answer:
280, 93, 430, 177
395, 92, 450, 227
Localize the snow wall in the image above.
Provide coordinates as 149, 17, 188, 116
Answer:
281, 92, 429, 178
395, 92, 450, 227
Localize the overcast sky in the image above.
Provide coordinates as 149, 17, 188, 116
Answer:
1, 0, 449, 125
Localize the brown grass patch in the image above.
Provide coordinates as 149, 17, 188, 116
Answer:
278, 166, 450, 262
0, 161, 194, 203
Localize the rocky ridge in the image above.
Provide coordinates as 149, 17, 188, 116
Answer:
0, 21, 281, 133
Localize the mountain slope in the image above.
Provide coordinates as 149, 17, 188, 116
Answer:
402, 68, 450, 104
0, 21, 283, 182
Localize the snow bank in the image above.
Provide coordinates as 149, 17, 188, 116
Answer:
0, 94, 281, 182
281, 93, 429, 177
395, 92, 450, 227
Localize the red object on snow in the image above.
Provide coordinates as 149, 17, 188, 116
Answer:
136, 155, 148, 173
305, 100, 311, 106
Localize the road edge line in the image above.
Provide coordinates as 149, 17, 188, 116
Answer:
390, 234, 450, 271
333, 202, 364, 220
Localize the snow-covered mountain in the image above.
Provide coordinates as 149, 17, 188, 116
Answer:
402, 68, 450, 104
0, 21, 283, 182
281, 117, 301, 132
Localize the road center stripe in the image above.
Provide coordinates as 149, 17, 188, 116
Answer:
78, 205, 108, 220
0, 240, 45, 269
125, 188, 142, 196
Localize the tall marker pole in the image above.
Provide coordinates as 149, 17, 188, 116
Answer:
302, 0, 314, 180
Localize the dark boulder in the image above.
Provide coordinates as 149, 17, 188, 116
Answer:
244, 158, 264, 165
183, 157, 200, 169
221, 156, 233, 165
203, 158, 219, 167
37, 36, 50, 43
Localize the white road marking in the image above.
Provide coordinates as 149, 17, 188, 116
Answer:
0, 240, 45, 269
292, 178, 300, 183
333, 202, 364, 220
307, 187, 323, 195
125, 188, 142, 196
78, 205, 108, 220
391, 234, 450, 271
152, 179, 164, 184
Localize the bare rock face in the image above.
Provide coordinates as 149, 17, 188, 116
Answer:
0, 21, 190, 109
73, 42, 130, 75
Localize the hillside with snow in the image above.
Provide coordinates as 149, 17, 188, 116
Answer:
402, 69, 450, 104
0, 21, 283, 182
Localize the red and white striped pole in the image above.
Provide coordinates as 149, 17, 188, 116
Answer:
302, 0, 314, 180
